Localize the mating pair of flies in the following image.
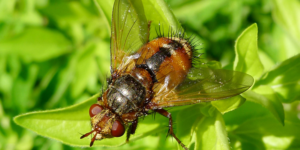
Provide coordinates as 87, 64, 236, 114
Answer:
80, 0, 254, 149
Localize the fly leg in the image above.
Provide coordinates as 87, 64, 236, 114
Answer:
155, 109, 188, 150
126, 119, 138, 142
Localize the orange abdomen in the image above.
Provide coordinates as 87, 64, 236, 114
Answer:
135, 37, 192, 90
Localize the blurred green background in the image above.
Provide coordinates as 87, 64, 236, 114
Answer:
1, 0, 300, 150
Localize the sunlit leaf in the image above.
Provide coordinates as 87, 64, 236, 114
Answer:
234, 23, 264, 79
176, 104, 229, 150
12, 65, 38, 112
14, 94, 98, 147
223, 101, 268, 126
143, 0, 181, 39
272, 0, 300, 48
195, 108, 230, 150
224, 101, 299, 150
70, 45, 97, 98
176, 104, 204, 148
255, 54, 300, 103
172, 0, 227, 30
94, 0, 114, 30
14, 94, 168, 147
242, 86, 285, 126
230, 113, 300, 149
45, 55, 77, 108
257, 50, 275, 71
7, 0, 300, 150
212, 95, 246, 114
0, 28, 72, 62
41, 1, 95, 23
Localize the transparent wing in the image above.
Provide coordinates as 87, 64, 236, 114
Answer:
110, 0, 149, 73
150, 68, 254, 109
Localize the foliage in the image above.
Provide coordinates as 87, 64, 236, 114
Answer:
0, 0, 299, 149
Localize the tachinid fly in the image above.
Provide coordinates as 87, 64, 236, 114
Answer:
80, 0, 254, 150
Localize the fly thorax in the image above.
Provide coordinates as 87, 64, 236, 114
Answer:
107, 75, 146, 115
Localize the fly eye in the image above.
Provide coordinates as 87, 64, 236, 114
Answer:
89, 104, 103, 117
111, 120, 125, 137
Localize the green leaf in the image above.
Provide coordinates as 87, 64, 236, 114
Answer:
272, 0, 300, 48
12, 64, 39, 112
70, 44, 97, 98
224, 101, 300, 149
223, 101, 268, 126
211, 95, 246, 114
234, 23, 264, 79
255, 54, 300, 103
0, 28, 72, 62
176, 104, 229, 150
172, 0, 227, 30
242, 86, 285, 126
194, 108, 230, 150
270, 26, 300, 62
143, 0, 181, 39
41, 1, 96, 24
176, 104, 203, 148
94, 0, 114, 31
0, 100, 3, 117
14, 94, 167, 147
229, 113, 300, 149
45, 55, 77, 108
14, 94, 98, 147
257, 50, 275, 71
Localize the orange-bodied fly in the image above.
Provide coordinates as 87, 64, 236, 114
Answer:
80, 0, 254, 149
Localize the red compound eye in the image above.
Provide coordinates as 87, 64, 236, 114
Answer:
89, 104, 103, 117
111, 120, 125, 137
